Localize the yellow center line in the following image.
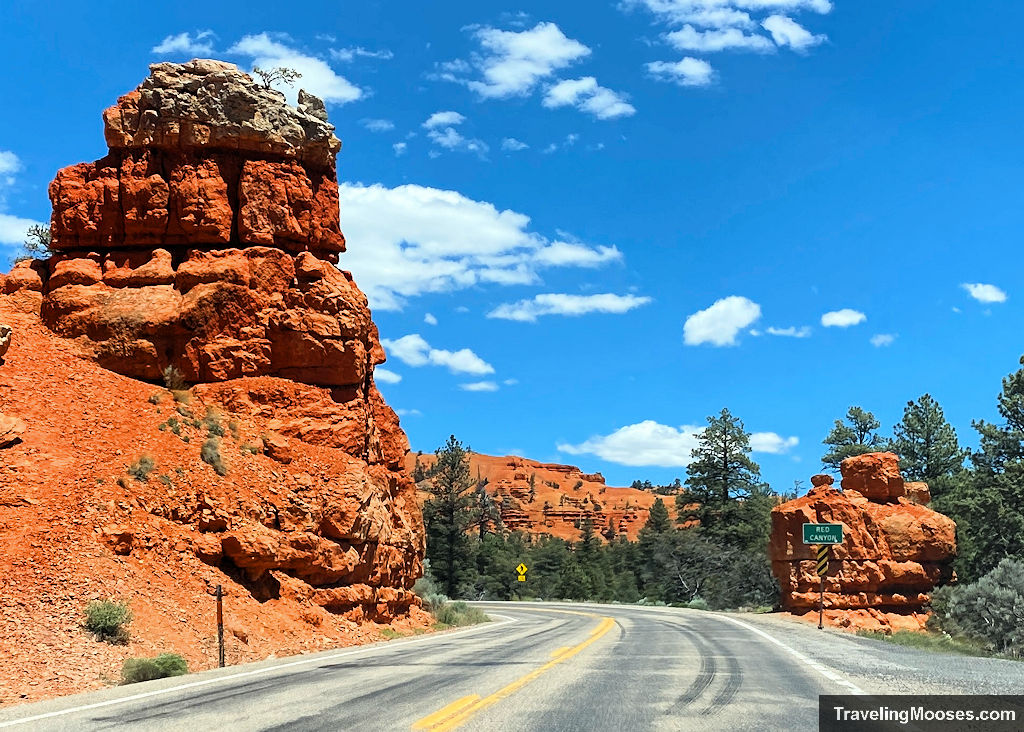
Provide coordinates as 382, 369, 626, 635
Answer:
412, 614, 615, 732
549, 646, 571, 659
411, 695, 481, 730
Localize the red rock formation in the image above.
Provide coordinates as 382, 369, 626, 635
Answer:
769, 453, 956, 631
407, 451, 671, 541
1, 58, 424, 694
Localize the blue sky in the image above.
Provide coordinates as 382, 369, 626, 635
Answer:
3, 1, 1024, 492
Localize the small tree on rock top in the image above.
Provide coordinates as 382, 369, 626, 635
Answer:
252, 66, 302, 90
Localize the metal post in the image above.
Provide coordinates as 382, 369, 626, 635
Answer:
818, 574, 824, 630
216, 584, 225, 668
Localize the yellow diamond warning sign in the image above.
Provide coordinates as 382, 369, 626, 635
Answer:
516, 563, 528, 581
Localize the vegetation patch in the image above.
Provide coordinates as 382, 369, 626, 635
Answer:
121, 653, 188, 684
202, 436, 228, 476
128, 455, 156, 482
855, 629, 989, 657
84, 599, 132, 644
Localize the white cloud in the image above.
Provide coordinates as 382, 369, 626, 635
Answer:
559, 421, 702, 467
559, 419, 800, 466
380, 334, 495, 375
0, 151, 46, 247
762, 15, 826, 51
424, 313, 438, 326
361, 118, 395, 132
465, 22, 591, 98
749, 432, 799, 454
0, 151, 21, 177
821, 309, 866, 327
423, 111, 466, 129
626, 0, 832, 26
329, 47, 393, 62
395, 408, 422, 417
504, 378, 519, 386
683, 296, 761, 346
501, 137, 529, 151
374, 368, 402, 384
0, 213, 44, 246
870, 333, 896, 347
766, 325, 811, 338
393, 142, 408, 156
962, 283, 1007, 304
543, 77, 636, 119
488, 293, 651, 322
228, 33, 362, 104
338, 182, 624, 310
152, 31, 215, 56
425, 127, 489, 157
460, 381, 499, 392
646, 58, 715, 87
665, 25, 774, 52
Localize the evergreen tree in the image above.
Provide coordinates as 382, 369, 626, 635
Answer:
421, 435, 477, 597
821, 406, 885, 471
645, 497, 671, 532
682, 408, 769, 550
944, 358, 1024, 580
890, 394, 968, 487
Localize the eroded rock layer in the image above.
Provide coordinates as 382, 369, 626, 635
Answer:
769, 452, 956, 631
5, 59, 424, 627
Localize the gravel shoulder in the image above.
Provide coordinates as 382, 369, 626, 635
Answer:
723, 610, 1024, 695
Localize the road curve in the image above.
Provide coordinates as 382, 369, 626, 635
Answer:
0, 602, 1018, 731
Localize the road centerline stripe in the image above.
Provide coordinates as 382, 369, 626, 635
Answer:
411, 695, 481, 730
413, 614, 615, 732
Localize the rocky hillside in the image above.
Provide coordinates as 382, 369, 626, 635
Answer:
0, 60, 426, 705
407, 451, 676, 541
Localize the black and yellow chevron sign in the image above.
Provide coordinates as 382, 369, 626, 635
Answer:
816, 545, 830, 577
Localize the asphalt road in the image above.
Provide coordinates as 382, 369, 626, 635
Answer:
2, 602, 1022, 732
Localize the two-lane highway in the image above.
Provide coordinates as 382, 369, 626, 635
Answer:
2, 602, 1022, 731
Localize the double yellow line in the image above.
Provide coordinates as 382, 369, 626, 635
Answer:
412, 614, 615, 731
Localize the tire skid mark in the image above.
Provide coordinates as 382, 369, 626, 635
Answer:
700, 637, 742, 716
661, 621, 717, 714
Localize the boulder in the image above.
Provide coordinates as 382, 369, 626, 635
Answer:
770, 452, 956, 631
0, 414, 26, 448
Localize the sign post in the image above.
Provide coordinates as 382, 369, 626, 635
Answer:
515, 563, 528, 582
216, 584, 225, 668
803, 523, 842, 630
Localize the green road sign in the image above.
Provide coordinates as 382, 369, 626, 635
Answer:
803, 523, 843, 545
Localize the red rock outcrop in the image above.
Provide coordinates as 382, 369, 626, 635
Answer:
407, 452, 674, 541
0, 59, 425, 702
769, 453, 956, 631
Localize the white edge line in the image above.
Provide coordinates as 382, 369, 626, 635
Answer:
0, 614, 517, 728
711, 614, 866, 695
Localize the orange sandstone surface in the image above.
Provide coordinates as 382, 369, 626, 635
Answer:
769, 452, 956, 632
407, 451, 677, 541
0, 60, 426, 706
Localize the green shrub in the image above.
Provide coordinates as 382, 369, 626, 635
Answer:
128, 455, 156, 482
228, 420, 240, 440
202, 437, 228, 476
203, 407, 225, 437
162, 365, 187, 391
928, 558, 1024, 657
433, 601, 489, 627
176, 405, 193, 418
84, 600, 132, 643
158, 474, 173, 488
121, 653, 188, 684
685, 597, 709, 611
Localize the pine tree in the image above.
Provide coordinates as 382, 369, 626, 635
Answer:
421, 435, 477, 597
682, 409, 770, 550
890, 394, 967, 488
821, 406, 885, 471
944, 358, 1024, 580
644, 497, 671, 533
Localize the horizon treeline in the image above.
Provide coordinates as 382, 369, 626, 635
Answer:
418, 354, 1024, 604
